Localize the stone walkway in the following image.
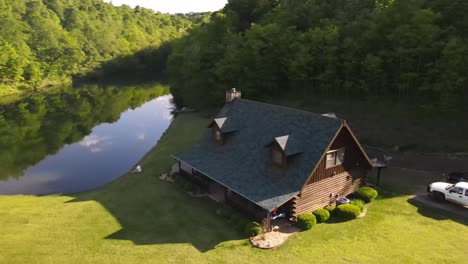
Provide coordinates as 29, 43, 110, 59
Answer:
250, 219, 300, 249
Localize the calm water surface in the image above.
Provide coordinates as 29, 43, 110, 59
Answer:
0, 86, 173, 195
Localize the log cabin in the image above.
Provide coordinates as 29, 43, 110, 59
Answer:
173, 89, 373, 222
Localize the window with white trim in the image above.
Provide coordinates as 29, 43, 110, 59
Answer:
326, 147, 345, 168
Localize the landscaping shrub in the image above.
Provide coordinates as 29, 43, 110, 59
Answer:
350, 199, 366, 212
296, 213, 317, 230
218, 207, 233, 219
245, 222, 262, 237
354, 187, 378, 203
325, 205, 336, 216
313, 208, 330, 223
335, 204, 361, 220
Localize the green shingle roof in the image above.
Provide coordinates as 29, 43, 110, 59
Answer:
173, 99, 343, 211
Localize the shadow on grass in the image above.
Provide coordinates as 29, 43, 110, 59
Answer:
407, 196, 468, 226
60, 113, 245, 253
67, 176, 244, 253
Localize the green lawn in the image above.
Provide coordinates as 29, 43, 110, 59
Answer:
1, 113, 467, 263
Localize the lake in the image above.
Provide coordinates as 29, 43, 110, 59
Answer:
0, 84, 173, 195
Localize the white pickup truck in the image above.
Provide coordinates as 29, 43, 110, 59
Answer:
427, 181, 468, 206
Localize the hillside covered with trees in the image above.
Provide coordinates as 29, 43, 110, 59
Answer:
167, 0, 468, 109
0, 0, 196, 93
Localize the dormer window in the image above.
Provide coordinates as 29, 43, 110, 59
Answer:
215, 129, 222, 141
209, 117, 239, 145
210, 117, 228, 144
326, 148, 345, 168
272, 149, 283, 165
270, 135, 291, 169
212, 126, 223, 144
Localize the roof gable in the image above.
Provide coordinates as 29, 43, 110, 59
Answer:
214, 118, 227, 129
275, 135, 289, 150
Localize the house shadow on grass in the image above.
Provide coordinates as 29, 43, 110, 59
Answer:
67, 180, 244, 253
407, 196, 468, 226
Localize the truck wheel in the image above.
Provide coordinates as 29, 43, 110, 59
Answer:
433, 192, 445, 202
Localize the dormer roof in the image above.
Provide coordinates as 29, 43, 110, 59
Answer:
274, 135, 303, 156
209, 117, 238, 133
214, 117, 227, 129
275, 135, 289, 150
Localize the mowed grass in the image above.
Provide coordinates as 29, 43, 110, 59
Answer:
1, 113, 467, 263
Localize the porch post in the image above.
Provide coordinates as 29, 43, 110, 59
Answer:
266, 211, 271, 233
376, 167, 382, 187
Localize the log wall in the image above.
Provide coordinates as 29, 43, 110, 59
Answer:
293, 169, 364, 216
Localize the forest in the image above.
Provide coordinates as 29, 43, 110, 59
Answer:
167, 0, 468, 109
0, 0, 199, 94
1, 0, 467, 110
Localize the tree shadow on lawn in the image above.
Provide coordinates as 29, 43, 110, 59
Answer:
407, 197, 468, 226
67, 180, 244, 253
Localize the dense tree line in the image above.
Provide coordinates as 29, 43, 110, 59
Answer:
167, 0, 468, 109
0, 0, 194, 91
0, 84, 169, 180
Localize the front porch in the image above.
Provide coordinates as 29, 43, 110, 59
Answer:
176, 161, 295, 224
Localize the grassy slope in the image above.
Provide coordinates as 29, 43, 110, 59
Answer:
0, 113, 467, 263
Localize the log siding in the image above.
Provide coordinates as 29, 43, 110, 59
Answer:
292, 126, 371, 216
293, 169, 364, 216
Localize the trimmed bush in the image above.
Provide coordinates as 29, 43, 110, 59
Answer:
354, 187, 378, 203
297, 213, 317, 230
245, 222, 262, 237
335, 204, 361, 220
218, 207, 233, 219
350, 199, 366, 212
325, 205, 336, 216
313, 208, 330, 223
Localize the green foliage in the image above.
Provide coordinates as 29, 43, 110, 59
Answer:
312, 208, 330, 223
0, 0, 199, 91
350, 199, 366, 212
355, 187, 378, 203
167, 0, 468, 110
335, 204, 362, 220
325, 205, 336, 217
244, 221, 262, 237
297, 213, 317, 230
